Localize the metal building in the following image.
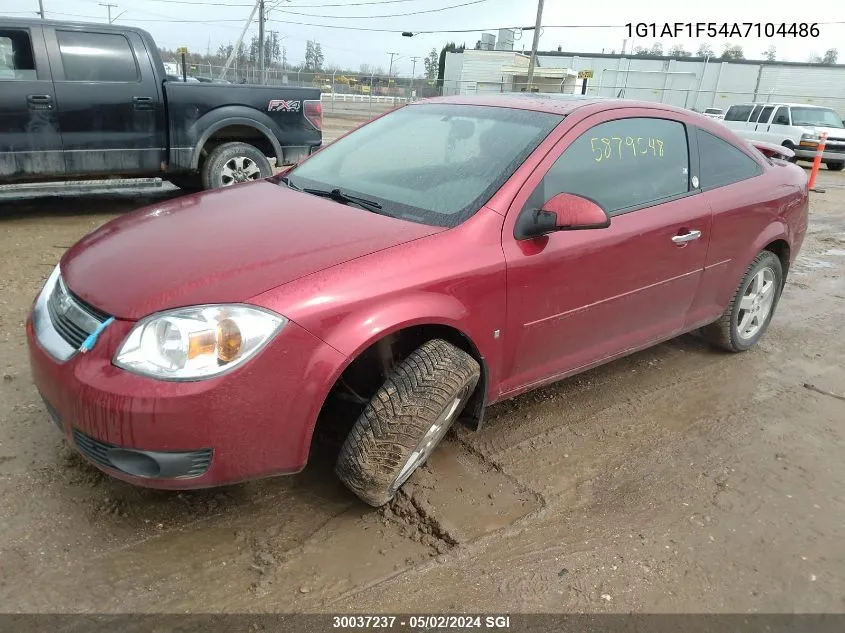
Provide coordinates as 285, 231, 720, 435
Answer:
443, 48, 845, 115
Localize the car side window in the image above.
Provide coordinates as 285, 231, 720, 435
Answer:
772, 107, 790, 125
696, 129, 762, 190
0, 29, 37, 80
749, 105, 764, 123
524, 118, 690, 217
724, 105, 753, 122
758, 106, 775, 124
56, 31, 139, 82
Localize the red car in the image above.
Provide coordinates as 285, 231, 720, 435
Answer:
27, 95, 809, 506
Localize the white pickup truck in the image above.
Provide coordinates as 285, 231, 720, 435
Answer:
720, 102, 845, 171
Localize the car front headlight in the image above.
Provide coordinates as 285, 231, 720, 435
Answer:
114, 305, 286, 380
800, 132, 820, 144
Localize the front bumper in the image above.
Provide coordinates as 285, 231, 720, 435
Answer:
794, 147, 845, 163
27, 300, 345, 489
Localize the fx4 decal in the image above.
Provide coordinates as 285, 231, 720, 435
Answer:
268, 99, 301, 112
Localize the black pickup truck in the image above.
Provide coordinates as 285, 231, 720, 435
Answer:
0, 18, 322, 190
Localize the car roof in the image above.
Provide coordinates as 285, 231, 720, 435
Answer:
418, 94, 693, 117
0, 16, 153, 38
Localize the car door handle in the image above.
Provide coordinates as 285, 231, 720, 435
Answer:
672, 230, 702, 244
27, 94, 53, 110
132, 96, 154, 110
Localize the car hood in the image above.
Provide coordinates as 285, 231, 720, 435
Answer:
61, 181, 443, 320
803, 126, 845, 140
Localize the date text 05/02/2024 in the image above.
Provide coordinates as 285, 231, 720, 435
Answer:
626, 22, 820, 38
332, 615, 512, 629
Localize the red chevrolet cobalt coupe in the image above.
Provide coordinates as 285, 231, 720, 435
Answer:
28, 95, 808, 506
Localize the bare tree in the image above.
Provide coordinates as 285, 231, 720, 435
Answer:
668, 45, 691, 57
696, 43, 714, 57
822, 48, 839, 64
762, 46, 776, 61
720, 44, 744, 60
649, 42, 664, 55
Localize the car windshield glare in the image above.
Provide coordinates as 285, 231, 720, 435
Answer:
286, 103, 563, 228
790, 107, 844, 129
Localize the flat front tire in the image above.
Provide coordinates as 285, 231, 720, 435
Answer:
335, 339, 480, 507
201, 142, 272, 189
701, 250, 783, 352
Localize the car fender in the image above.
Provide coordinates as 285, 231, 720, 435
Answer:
718, 220, 790, 308
184, 106, 285, 168
325, 291, 487, 363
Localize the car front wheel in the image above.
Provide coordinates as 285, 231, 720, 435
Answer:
335, 339, 480, 507
827, 161, 845, 171
201, 142, 273, 189
702, 250, 783, 352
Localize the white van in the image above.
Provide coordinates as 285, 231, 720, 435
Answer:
721, 103, 845, 171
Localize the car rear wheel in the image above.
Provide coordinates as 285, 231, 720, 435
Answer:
701, 250, 783, 352
826, 161, 845, 171
335, 339, 480, 507
201, 142, 272, 189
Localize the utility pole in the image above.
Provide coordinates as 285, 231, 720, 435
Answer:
37, 0, 45, 19
410, 56, 420, 100
525, 0, 544, 91
387, 52, 399, 81
221, 0, 261, 80
258, 0, 265, 84
99, 2, 117, 24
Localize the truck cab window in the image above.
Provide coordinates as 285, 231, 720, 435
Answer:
0, 30, 37, 80
56, 31, 139, 82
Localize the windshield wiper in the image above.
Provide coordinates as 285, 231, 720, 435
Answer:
302, 187, 384, 214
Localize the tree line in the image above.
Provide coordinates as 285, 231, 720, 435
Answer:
631, 43, 838, 64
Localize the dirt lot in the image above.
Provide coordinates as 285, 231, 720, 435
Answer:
0, 126, 843, 614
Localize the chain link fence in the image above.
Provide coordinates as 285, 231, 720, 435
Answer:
168, 60, 845, 117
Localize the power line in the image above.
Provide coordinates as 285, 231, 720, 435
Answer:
276, 0, 491, 19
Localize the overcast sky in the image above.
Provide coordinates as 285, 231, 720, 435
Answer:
6, 0, 845, 74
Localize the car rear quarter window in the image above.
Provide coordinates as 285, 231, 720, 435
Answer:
57, 31, 139, 82
724, 105, 753, 122
696, 129, 762, 190
527, 117, 690, 217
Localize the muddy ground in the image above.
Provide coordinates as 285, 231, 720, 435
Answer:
0, 122, 843, 614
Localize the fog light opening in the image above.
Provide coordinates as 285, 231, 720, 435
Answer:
106, 449, 161, 478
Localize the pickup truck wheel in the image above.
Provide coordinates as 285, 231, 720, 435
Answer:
701, 251, 783, 352
827, 162, 845, 171
201, 142, 272, 189
335, 339, 480, 507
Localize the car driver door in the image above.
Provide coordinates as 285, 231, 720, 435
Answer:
499, 110, 712, 397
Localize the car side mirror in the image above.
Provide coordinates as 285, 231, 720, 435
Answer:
515, 193, 610, 240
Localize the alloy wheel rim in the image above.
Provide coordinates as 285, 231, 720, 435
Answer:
737, 267, 776, 340
220, 156, 261, 186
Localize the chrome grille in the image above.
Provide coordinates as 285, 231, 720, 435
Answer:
46, 277, 109, 349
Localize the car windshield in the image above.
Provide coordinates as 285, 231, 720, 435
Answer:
790, 107, 844, 128
285, 103, 563, 228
